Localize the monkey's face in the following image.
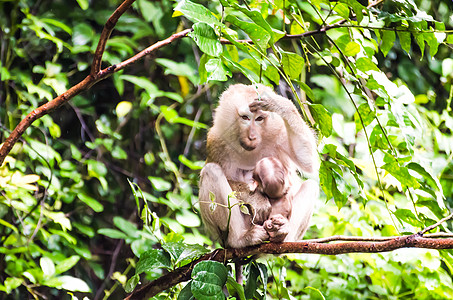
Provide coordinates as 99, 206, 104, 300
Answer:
237, 107, 268, 151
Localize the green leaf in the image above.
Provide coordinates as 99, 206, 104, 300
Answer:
424, 32, 440, 57
331, 175, 348, 208
55, 256, 80, 275
369, 125, 389, 149
189, 23, 222, 57
2, 278, 22, 294
343, 41, 361, 56
339, 0, 364, 23
45, 275, 90, 292
113, 216, 139, 238
245, 262, 267, 298
116, 101, 132, 118
354, 102, 375, 131
78, 193, 104, 212
447, 34, 453, 44
356, 57, 379, 72
225, 15, 270, 52
281, 51, 304, 80
86, 159, 107, 177
148, 176, 172, 191
72, 23, 94, 46
397, 29, 411, 54
120, 75, 159, 96
191, 261, 228, 300
319, 161, 334, 199
174, 0, 223, 28
162, 240, 185, 262
179, 155, 204, 170
97, 228, 128, 240
381, 162, 420, 189
381, 30, 395, 57
178, 282, 195, 300
136, 249, 171, 274
176, 211, 202, 228
222, 1, 284, 43
76, 0, 88, 10
226, 276, 246, 300
407, 162, 441, 191
41, 257, 56, 278
222, 54, 257, 85
205, 58, 230, 81
413, 32, 425, 57
0, 219, 18, 234
394, 209, 422, 227
295, 80, 315, 101
125, 275, 140, 293
310, 104, 332, 137
172, 243, 209, 266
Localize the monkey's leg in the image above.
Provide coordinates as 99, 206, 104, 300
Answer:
284, 179, 319, 242
199, 163, 269, 248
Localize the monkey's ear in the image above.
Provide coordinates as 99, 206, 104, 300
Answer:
248, 181, 258, 192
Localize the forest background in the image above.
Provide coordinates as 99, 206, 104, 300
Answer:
0, 0, 453, 299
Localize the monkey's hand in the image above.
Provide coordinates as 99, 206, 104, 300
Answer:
263, 214, 289, 243
249, 94, 277, 113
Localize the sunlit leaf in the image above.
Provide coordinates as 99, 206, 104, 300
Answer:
381, 30, 395, 57
116, 101, 133, 118
76, 0, 88, 10
225, 15, 270, 52
189, 22, 222, 57
310, 104, 332, 137
281, 51, 304, 80
173, 0, 223, 28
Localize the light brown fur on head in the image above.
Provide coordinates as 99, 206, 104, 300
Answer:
206, 84, 287, 171
253, 157, 288, 199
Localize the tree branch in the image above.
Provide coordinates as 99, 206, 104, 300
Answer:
90, 0, 136, 76
125, 234, 453, 300
0, 10, 191, 166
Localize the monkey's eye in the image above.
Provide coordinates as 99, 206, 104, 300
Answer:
241, 115, 250, 121
255, 116, 265, 122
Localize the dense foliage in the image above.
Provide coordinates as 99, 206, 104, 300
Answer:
0, 0, 452, 299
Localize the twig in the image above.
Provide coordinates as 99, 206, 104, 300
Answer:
91, 0, 136, 76
94, 239, 124, 300
419, 212, 453, 235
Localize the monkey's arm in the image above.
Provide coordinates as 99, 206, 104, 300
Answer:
249, 94, 319, 176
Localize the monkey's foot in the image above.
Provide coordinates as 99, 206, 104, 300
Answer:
243, 224, 270, 246
263, 214, 289, 243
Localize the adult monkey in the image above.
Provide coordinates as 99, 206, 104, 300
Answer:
199, 84, 319, 248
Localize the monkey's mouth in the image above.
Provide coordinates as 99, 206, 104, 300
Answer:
240, 140, 257, 151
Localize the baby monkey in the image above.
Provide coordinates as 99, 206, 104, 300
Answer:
230, 157, 292, 242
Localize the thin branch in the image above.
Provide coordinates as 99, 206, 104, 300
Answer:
125, 235, 453, 300
419, 212, 453, 235
305, 232, 453, 243
91, 0, 136, 76
0, 28, 192, 166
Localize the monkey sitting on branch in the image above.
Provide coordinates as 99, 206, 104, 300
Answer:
199, 84, 319, 248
